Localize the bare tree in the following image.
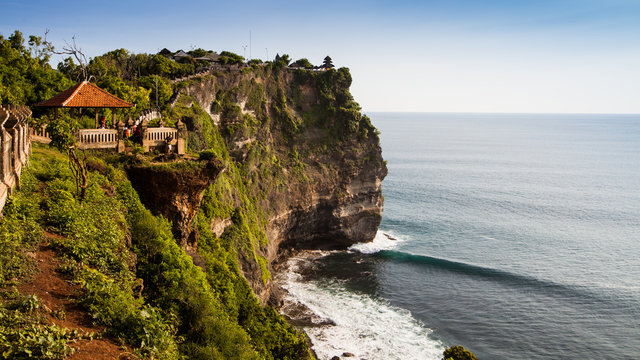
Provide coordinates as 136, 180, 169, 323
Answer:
55, 36, 89, 81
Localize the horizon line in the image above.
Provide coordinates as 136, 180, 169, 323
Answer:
362, 110, 640, 116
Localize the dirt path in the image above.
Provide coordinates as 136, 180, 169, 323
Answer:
17, 233, 133, 360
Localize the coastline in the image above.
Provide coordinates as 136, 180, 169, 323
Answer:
271, 232, 446, 360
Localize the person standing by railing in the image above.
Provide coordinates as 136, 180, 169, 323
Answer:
166, 133, 174, 153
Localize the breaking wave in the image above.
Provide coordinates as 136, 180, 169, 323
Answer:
281, 253, 444, 360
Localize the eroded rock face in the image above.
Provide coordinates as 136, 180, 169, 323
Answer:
258, 139, 387, 283
126, 160, 224, 250
267, 163, 386, 253
176, 70, 387, 301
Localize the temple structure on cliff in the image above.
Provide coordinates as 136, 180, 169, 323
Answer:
35, 80, 134, 127
34, 81, 186, 154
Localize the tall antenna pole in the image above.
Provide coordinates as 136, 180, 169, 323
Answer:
249, 30, 252, 60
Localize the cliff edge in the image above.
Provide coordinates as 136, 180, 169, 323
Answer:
159, 65, 387, 300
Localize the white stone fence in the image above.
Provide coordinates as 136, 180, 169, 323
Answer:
76, 129, 119, 150
30, 124, 51, 144
143, 127, 178, 151
31, 119, 186, 155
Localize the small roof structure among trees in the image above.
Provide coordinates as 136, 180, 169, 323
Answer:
194, 52, 221, 63
35, 81, 133, 109
323, 56, 335, 69
172, 50, 191, 61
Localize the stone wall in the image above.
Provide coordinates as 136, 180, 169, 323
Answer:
0, 105, 31, 214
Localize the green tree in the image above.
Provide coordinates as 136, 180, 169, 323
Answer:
274, 53, 291, 66
46, 113, 89, 200
294, 58, 313, 69
0, 30, 72, 105
188, 48, 209, 57
219, 51, 244, 65
139, 75, 172, 109
442, 345, 478, 360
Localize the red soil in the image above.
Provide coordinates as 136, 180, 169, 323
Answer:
17, 232, 135, 360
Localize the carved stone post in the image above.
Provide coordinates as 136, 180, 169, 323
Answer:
117, 120, 125, 153
176, 118, 186, 155
141, 119, 150, 152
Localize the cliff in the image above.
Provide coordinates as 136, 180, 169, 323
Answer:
0, 36, 387, 359
126, 159, 225, 252
157, 65, 387, 300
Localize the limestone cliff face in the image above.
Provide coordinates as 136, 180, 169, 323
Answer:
168, 66, 386, 299
263, 137, 386, 253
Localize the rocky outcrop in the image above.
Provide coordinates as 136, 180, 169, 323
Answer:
171, 67, 387, 301
126, 159, 224, 252
264, 142, 386, 255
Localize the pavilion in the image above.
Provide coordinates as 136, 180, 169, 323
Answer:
35, 81, 134, 128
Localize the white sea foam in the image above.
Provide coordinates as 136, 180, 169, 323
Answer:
281, 254, 444, 360
349, 230, 403, 254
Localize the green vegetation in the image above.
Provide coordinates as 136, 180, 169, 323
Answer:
0, 144, 312, 359
218, 51, 244, 65
443, 345, 478, 360
0, 295, 82, 359
293, 58, 314, 69
0, 31, 72, 105
1, 29, 389, 360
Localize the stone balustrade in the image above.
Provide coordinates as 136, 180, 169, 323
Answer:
135, 108, 162, 126
30, 124, 51, 144
76, 129, 119, 150
1, 105, 190, 214
143, 127, 178, 152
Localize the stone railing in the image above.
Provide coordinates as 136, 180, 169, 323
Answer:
30, 124, 51, 144
143, 127, 178, 151
76, 129, 119, 150
26, 108, 190, 154
1, 104, 32, 214
135, 108, 162, 126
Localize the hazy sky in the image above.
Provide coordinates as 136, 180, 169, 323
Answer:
2, 0, 639, 113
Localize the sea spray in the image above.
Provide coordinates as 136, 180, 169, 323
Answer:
279, 233, 444, 360
349, 230, 405, 254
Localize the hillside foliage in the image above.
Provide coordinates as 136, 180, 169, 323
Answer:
0, 29, 388, 360
0, 146, 311, 359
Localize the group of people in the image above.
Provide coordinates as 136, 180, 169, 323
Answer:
96, 116, 176, 153
123, 124, 143, 143
97, 116, 142, 143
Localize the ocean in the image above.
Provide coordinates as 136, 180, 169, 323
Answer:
279, 113, 640, 360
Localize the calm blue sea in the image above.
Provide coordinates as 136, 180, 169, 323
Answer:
281, 113, 640, 360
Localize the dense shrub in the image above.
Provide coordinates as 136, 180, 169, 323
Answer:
443, 345, 478, 360
0, 296, 79, 360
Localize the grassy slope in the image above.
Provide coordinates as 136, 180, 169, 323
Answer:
0, 145, 311, 359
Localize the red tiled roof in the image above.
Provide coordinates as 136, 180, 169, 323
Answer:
35, 81, 134, 108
